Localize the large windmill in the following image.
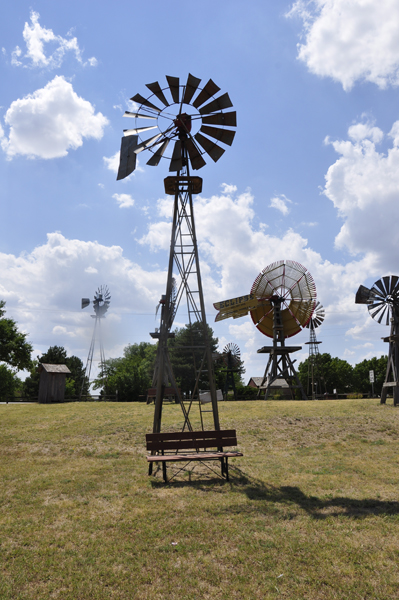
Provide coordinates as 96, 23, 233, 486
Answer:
214, 261, 317, 400
117, 74, 237, 433
80, 285, 111, 398
356, 276, 399, 405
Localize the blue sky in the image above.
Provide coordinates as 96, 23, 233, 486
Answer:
1, 0, 399, 381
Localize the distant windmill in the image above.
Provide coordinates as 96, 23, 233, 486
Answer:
80, 285, 111, 398
304, 301, 326, 399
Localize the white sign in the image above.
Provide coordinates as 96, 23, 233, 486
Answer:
369, 370, 375, 383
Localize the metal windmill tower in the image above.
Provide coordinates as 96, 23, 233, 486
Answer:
356, 276, 399, 405
214, 261, 317, 400
80, 285, 111, 397
304, 301, 326, 399
117, 74, 237, 433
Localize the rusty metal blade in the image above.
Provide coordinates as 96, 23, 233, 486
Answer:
182, 73, 201, 104
130, 93, 162, 113
186, 138, 206, 170
146, 139, 170, 166
145, 81, 169, 106
199, 92, 233, 114
166, 76, 179, 103
123, 111, 157, 120
194, 133, 225, 162
117, 135, 138, 180
133, 132, 163, 154
199, 125, 235, 146
123, 125, 158, 136
202, 111, 237, 127
169, 140, 182, 172
192, 79, 221, 108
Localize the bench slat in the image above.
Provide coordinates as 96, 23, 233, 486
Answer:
147, 437, 237, 451
146, 429, 236, 442
147, 452, 243, 462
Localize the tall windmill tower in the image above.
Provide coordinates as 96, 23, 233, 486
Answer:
80, 285, 111, 397
117, 74, 237, 433
304, 301, 326, 399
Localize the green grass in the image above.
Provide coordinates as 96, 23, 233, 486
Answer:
1, 399, 399, 599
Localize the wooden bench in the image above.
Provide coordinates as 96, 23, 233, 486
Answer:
146, 429, 243, 483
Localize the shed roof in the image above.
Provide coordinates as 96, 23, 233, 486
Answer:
39, 363, 71, 374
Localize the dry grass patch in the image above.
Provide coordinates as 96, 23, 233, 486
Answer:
1, 399, 399, 599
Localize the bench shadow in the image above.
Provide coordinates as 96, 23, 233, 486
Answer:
150, 464, 399, 519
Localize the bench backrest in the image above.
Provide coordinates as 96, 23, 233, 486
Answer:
146, 429, 237, 452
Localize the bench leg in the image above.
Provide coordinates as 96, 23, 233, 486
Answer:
225, 458, 229, 482
220, 457, 225, 478
162, 461, 168, 483
148, 461, 153, 476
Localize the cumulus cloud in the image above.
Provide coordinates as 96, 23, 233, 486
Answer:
1, 76, 108, 159
323, 118, 399, 269
11, 10, 97, 69
269, 194, 292, 215
288, 0, 399, 90
113, 193, 135, 208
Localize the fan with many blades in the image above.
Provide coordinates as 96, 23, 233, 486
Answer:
222, 343, 241, 369
356, 276, 399, 325
305, 301, 325, 329
117, 74, 236, 179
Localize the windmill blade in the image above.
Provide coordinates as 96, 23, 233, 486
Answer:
192, 79, 221, 108
130, 93, 162, 113
194, 132, 225, 162
145, 81, 170, 106
202, 111, 237, 127
186, 137, 206, 170
169, 140, 182, 172
382, 275, 392, 296
81, 298, 90, 309
369, 302, 388, 323
146, 139, 170, 166
390, 275, 399, 296
374, 278, 387, 297
182, 73, 201, 104
117, 135, 138, 180
199, 125, 236, 146
199, 93, 233, 115
166, 76, 180, 103
133, 132, 163, 154
123, 111, 157, 120
123, 125, 158, 136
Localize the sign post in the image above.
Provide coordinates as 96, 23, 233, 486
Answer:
369, 370, 375, 398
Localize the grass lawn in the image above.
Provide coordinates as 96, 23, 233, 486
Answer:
1, 399, 399, 599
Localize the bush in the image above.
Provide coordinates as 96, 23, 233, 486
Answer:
236, 386, 259, 400
347, 392, 363, 399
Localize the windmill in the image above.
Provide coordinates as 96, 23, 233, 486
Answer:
221, 343, 241, 401
117, 74, 237, 433
214, 260, 317, 400
355, 276, 399, 405
304, 301, 326, 399
80, 285, 111, 398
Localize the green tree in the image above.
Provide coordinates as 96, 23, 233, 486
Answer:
353, 356, 387, 396
0, 364, 22, 401
0, 300, 32, 370
298, 353, 354, 395
23, 346, 87, 399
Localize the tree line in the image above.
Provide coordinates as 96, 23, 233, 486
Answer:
0, 299, 390, 400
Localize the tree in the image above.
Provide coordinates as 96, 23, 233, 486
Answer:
23, 345, 87, 398
353, 356, 388, 396
0, 364, 22, 401
0, 301, 32, 370
298, 353, 354, 395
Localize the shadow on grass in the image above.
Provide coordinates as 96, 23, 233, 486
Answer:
150, 463, 399, 519
225, 465, 399, 519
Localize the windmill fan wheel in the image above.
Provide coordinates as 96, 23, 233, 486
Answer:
117, 73, 237, 179
250, 260, 317, 338
305, 301, 325, 329
222, 342, 241, 368
367, 276, 399, 325
93, 285, 111, 318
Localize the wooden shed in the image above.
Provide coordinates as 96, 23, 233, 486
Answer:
38, 364, 71, 404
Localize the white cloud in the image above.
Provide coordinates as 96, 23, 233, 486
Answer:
103, 151, 120, 173
12, 11, 97, 69
269, 194, 292, 215
323, 118, 399, 269
288, 0, 399, 90
220, 183, 237, 194
113, 193, 135, 208
85, 267, 98, 274
1, 76, 108, 159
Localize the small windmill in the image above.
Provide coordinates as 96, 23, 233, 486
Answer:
304, 301, 326, 399
118, 74, 237, 433
221, 343, 241, 401
80, 285, 111, 398
214, 260, 317, 400
356, 276, 399, 405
